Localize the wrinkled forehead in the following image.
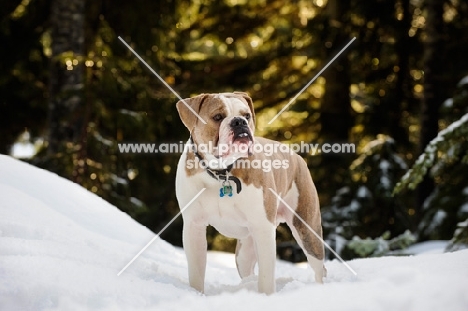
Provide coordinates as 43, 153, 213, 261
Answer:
202, 94, 250, 115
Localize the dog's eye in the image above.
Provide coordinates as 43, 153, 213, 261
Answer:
213, 114, 224, 122
244, 113, 251, 121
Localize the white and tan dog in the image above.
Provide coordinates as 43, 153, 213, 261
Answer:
175, 92, 326, 294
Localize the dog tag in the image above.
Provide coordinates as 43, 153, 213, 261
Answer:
220, 181, 233, 198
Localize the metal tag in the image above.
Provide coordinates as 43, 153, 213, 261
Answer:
219, 181, 233, 197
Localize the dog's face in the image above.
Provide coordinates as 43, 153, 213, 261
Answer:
176, 92, 255, 165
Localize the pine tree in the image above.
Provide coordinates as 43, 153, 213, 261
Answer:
323, 135, 410, 259
395, 76, 468, 241
417, 0, 447, 217
447, 220, 468, 252
46, 0, 86, 182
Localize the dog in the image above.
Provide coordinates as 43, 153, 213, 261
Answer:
175, 92, 326, 294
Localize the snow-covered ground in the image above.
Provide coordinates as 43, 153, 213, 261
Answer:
1, 154, 467, 311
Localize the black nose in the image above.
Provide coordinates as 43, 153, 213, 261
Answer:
230, 117, 248, 128
231, 117, 247, 127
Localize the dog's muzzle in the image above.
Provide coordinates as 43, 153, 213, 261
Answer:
230, 117, 254, 144
216, 116, 254, 159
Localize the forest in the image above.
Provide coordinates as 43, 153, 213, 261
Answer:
1, 0, 468, 260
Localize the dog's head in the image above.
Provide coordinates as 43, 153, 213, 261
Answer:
176, 92, 255, 166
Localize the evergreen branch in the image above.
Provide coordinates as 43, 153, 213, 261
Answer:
394, 112, 468, 194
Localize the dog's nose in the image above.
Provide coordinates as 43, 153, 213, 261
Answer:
231, 117, 248, 128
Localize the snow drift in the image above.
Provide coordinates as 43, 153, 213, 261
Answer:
0, 154, 467, 310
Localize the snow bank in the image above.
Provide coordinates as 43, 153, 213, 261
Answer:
1, 155, 467, 310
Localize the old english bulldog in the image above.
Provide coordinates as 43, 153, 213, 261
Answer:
175, 92, 326, 294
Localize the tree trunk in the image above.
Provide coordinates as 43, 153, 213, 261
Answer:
417, 0, 445, 212
321, 0, 351, 143
47, 0, 85, 180
319, 0, 352, 196
392, 0, 411, 145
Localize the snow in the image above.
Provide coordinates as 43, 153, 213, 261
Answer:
93, 132, 114, 147
379, 159, 390, 170
457, 75, 468, 86
357, 185, 371, 198
443, 98, 454, 108
1, 154, 468, 311
10, 141, 36, 159
119, 109, 144, 121
403, 240, 448, 255
130, 197, 144, 208
10, 130, 37, 159
397, 112, 468, 190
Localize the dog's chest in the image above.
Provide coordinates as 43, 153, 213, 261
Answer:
200, 180, 265, 238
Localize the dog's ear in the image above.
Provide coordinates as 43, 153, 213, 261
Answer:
233, 91, 256, 128
176, 94, 209, 130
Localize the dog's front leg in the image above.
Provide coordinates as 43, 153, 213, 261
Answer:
183, 222, 207, 293
251, 223, 276, 294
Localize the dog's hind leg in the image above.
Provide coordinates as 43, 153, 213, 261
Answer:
287, 218, 326, 283
286, 178, 326, 283
235, 235, 257, 279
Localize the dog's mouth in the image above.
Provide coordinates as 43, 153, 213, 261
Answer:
230, 127, 254, 155
232, 130, 253, 145
216, 120, 254, 159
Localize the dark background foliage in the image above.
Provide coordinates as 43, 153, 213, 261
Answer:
1, 0, 467, 259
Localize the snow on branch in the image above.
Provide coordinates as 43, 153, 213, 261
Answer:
394, 112, 468, 193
